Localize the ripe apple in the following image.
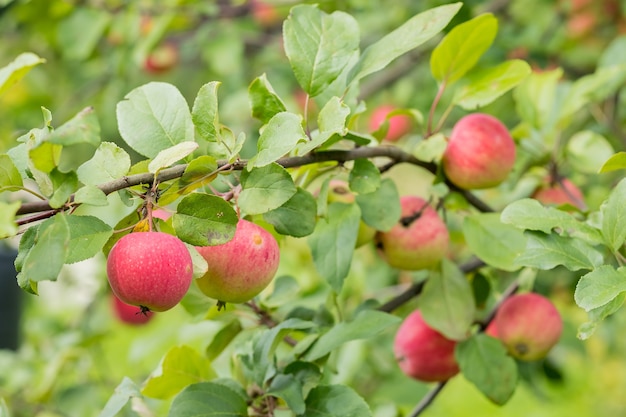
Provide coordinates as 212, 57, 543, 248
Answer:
442, 113, 516, 189
143, 42, 179, 74
493, 293, 563, 361
368, 105, 412, 142
394, 310, 460, 382
195, 219, 280, 304
532, 177, 585, 210
250, 0, 283, 28
107, 232, 193, 312
375, 196, 449, 270
111, 294, 154, 325
326, 180, 376, 247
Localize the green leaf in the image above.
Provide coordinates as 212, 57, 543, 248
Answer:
0, 201, 20, 238
501, 198, 603, 245
349, 159, 381, 195
453, 60, 531, 110
47, 106, 100, 148
513, 68, 563, 130
29, 141, 61, 174
57, 8, 111, 61
173, 194, 238, 246
177, 155, 219, 194
601, 178, 626, 252
348, 3, 462, 84
599, 152, 626, 173
249, 74, 287, 125
301, 385, 371, 417
263, 187, 317, 237
77, 142, 131, 186
566, 131, 614, 174
420, 259, 475, 341
0, 398, 10, 417
295, 96, 350, 155
49, 169, 78, 209
0, 52, 45, 96
238, 163, 297, 215
308, 202, 360, 293
20, 214, 70, 283
413, 132, 447, 162
430, 13, 497, 84
168, 382, 248, 417
248, 112, 307, 169
514, 231, 604, 271
74, 185, 109, 207
575, 265, 626, 311
266, 374, 305, 414
578, 293, 625, 340
64, 215, 113, 264
117, 82, 194, 158
185, 244, 208, 279
304, 309, 400, 361
148, 141, 199, 173
456, 334, 518, 405
463, 213, 526, 271
283, 5, 359, 97
355, 178, 401, 232
192, 81, 220, 142
143, 345, 216, 400
97, 377, 141, 417
205, 318, 243, 361
0, 154, 23, 188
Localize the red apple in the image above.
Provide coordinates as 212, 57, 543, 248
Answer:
143, 42, 179, 74
394, 310, 460, 382
107, 232, 193, 312
442, 113, 516, 189
532, 178, 585, 210
152, 208, 172, 220
195, 219, 280, 304
369, 105, 412, 142
484, 320, 499, 338
375, 196, 449, 270
250, 0, 283, 28
111, 294, 154, 325
493, 293, 563, 361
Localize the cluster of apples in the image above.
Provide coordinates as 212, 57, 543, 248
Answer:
395, 293, 563, 382
107, 212, 280, 321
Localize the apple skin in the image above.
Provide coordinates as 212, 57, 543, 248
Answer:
327, 180, 376, 247
442, 113, 516, 189
375, 196, 449, 270
493, 293, 563, 361
250, 0, 283, 28
143, 42, 179, 74
532, 178, 585, 210
107, 232, 193, 312
369, 105, 412, 142
195, 219, 280, 304
111, 294, 154, 325
394, 310, 460, 382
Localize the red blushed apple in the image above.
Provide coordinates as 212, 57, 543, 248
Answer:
111, 294, 154, 325
394, 310, 460, 382
107, 232, 193, 312
532, 178, 585, 210
493, 293, 563, 361
442, 113, 516, 189
250, 0, 283, 28
143, 42, 179, 74
369, 105, 412, 142
375, 196, 449, 270
195, 219, 280, 304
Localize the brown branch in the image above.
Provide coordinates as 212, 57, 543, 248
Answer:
246, 301, 298, 347
408, 381, 449, 417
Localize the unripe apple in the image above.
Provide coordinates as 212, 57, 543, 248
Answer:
394, 310, 460, 382
493, 293, 563, 361
375, 196, 449, 270
107, 232, 193, 312
532, 178, 585, 210
442, 113, 516, 189
111, 294, 154, 325
143, 42, 179, 74
195, 219, 280, 304
369, 105, 412, 142
327, 180, 376, 247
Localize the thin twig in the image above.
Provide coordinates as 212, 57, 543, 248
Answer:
408, 381, 448, 417
246, 301, 298, 347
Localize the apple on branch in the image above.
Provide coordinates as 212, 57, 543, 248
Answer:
143, 42, 179, 74
375, 196, 449, 270
195, 219, 280, 307
394, 310, 460, 382
106, 231, 193, 313
442, 113, 516, 189
532, 177, 586, 210
111, 294, 154, 325
368, 105, 412, 142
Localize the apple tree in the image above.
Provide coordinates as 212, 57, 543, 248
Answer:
2, 1, 626, 416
